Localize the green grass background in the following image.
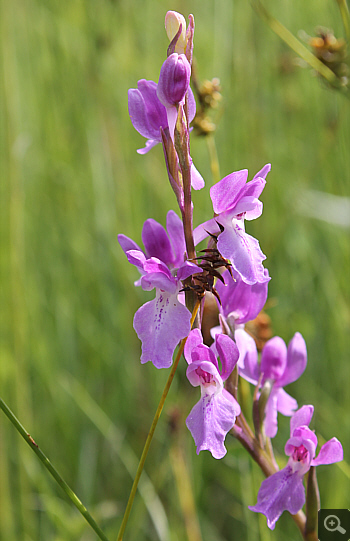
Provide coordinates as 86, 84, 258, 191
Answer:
1, 0, 349, 539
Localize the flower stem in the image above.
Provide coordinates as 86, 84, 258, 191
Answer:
116, 301, 200, 541
0, 397, 110, 541
336, 0, 350, 45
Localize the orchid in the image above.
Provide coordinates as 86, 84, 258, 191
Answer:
128, 71, 204, 190
184, 329, 241, 459
249, 405, 343, 530
237, 331, 307, 437
118, 210, 202, 368
194, 165, 271, 285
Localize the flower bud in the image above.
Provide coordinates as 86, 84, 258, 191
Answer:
165, 11, 187, 54
157, 53, 191, 107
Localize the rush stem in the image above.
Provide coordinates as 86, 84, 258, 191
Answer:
0, 397, 110, 541
116, 301, 200, 541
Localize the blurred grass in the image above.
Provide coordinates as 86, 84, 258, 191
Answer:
1, 0, 349, 540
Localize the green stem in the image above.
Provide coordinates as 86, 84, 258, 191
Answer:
336, 0, 350, 44
116, 301, 200, 541
252, 0, 349, 94
0, 398, 110, 541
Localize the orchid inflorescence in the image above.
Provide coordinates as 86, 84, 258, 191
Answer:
119, 10, 343, 536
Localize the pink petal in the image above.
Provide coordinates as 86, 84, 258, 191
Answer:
184, 329, 203, 364
311, 438, 343, 466
216, 221, 268, 285
210, 169, 248, 214
133, 290, 191, 368
249, 466, 305, 530
278, 333, 307, 387
276, 388, 298, 416
186, 388, 238, 459
290, 405, 314, 435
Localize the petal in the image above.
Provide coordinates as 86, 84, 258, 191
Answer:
291, 426, 318, 451
311, 438, 343, 466
216, 221, 268, 285
191, 344, 219, 370
249, 466, 305, 530
238, 176, 266, 201
260, 337, 287, 381
230, 196, 263, 220
215, 268, 269, 325
187, 87, 197, 123
290, 405, 314, 435
133, 289, 191, 368
210, 169, 248, 214
193, 218, 220, 245
264, 390, 279, 438
125, 249, 147, 272
278, 333, 307, 387
190, 162, 205, 190
118, 233, 144, 256
142, 219, 174, 266
137, 80, 168, 134
165, 105, 178, 142
186, 388, 238, 459
166, 210, 186, 267
253, 163, 271, 181
276, 388, 298, 416
128, 88, 156, 140
235, 328, 260, 384
184, 329, 203, 364
177, 260, 203, 282
140, 271, 176, 293
186, 358, 221, 388
137, 138, 159, 154
214, 334, 239, 381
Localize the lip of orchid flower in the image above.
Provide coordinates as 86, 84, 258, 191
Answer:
249, 405, 343, 530
184, 329, 241, 459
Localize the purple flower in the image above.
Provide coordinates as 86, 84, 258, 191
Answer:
213, 268, 269, 331
118, 211, 202, 368
128, 78, 203, 190
237, 332, 307, 437
249, 405, 343, 529
184, 329, 241, 459
194, 165, 271, 285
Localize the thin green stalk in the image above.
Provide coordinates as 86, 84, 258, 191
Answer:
116, 301, 200, 541
0, 398, 110, 541
336, 0, 350, 44
252, 0, 349, 95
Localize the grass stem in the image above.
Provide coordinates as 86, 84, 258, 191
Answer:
116, 301, 200, 541
0, 397, 111, 541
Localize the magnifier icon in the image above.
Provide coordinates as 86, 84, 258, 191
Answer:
324, 514, 347, 534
